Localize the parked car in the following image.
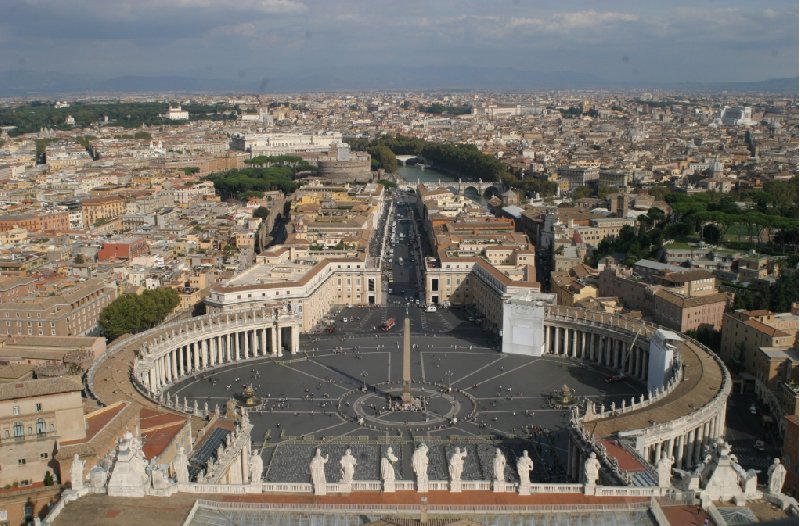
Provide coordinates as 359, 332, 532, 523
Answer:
604, 374, 625, 383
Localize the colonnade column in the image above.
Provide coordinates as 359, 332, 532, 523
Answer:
563, 329, 570, 356
694, 426, 704, 464
178, 346, 185, 376
580, 331, 587, 359
260, 329, 267, 356
685, 429, 696, 469
271, 325, 280, 356
544, 326, 550, 354
571, 330, 578, 356
291, 325, 300, 354
554, 327, 560, 355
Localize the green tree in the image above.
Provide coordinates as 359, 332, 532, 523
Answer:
572, 186, 593, 199
73, 254, 86, 264
99, 288, 180, 341
378, 179, 397, 189
44, 471, 54, 486
252, 206, 269, 219
369, 145, 397, 173
702, 223, 722, 244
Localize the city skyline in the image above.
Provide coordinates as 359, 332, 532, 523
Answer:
1, 0, 798, 93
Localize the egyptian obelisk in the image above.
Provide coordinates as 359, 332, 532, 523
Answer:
402, 305, 412, 404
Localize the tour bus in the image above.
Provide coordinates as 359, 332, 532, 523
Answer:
381, 318, 396, 331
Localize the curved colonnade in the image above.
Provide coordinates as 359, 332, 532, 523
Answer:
125, 309, 303, 400
544, 307, 731, 483
88, 305, 730, 482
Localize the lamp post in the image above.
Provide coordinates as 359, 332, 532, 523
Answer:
361, 370, 368, 391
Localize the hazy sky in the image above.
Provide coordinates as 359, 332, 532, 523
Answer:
3, 0, 798, 83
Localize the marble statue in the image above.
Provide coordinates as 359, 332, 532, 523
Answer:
172, 446, 190, 484
340, 448, 357, 485
381, 447, 399, 492
412, 443, 429, 492
107, 431, 149, 497
448, 447, 467, 482
516, 450, 533, 486
767, 458, 787, 494
493, 448, 506, 483
149, 466, 170, 490
248, 450, 263, 484
70, 454, 85, 491
743, 469, 760, 499
584, 452, 601, 486
657, 453, 673, 488
309, 448, 329, 495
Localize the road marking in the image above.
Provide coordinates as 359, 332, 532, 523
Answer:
450, 355, 507, 386
474, 360, 537, 385
281, 362, 349, 390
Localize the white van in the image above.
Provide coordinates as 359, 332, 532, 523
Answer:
426, 305, 437, 312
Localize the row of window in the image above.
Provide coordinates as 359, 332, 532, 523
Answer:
4, 418, 52, 438
15, 452, 48, 465
11, 403, 42, 415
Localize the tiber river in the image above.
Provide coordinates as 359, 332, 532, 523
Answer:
394, 165, 489, 206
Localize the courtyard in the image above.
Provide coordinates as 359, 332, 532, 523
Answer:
166, 306, 646, 485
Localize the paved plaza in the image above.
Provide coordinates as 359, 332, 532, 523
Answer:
166, 306, 646, 484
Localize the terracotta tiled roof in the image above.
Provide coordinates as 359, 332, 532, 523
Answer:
0, 375, 82, 401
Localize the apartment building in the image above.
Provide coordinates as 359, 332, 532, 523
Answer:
573, 217, 637, 248
0, 376, 85, 487
557, 166, 599, 190
0, 278, 117, 337
598, 265, 727, 332
417, 185, 541, 332
651, 288, 728, 332
551, 270, 598, 307
81, 196, 125, 227
0, 277, 39, 303
97, 238, 149, 262
598, 169, 630, 189
720, 309, 799, 374
0, 211, 70, 233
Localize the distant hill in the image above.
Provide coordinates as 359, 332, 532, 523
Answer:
0, 67, 795, 96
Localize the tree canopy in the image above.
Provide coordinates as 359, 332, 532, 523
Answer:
99, 288, 180, 341
421, 103, 472, 115
0, 101, 236, 135
206, 166, 298, 200
350, 135, 507, 181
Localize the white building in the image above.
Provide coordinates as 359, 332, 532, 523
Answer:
229, 131, 344, 157
165, 105, 189, 121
